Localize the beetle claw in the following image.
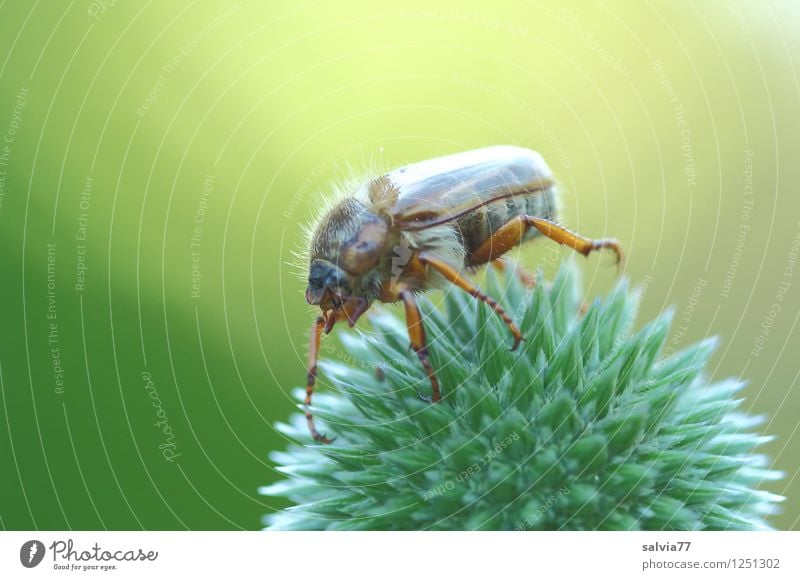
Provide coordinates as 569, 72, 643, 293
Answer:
417, 390, 433, 403
311, 431, 336, 444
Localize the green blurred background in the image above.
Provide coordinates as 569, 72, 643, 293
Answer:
0, 0, 798, 530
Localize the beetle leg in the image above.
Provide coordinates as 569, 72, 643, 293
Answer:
468, 217, 528, 266
469, 215, 623, 271
418, 252, 523, 351
396, 284, 441, 403
305, 315, 335, 443
343, 296, 369, 327
523, 216, 624, 269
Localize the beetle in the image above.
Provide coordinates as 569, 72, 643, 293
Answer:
301, 146, 622, 442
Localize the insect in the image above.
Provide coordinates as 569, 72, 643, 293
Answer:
301, 146, 622, 442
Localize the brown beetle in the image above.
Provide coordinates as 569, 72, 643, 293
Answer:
301, 146, 622, 442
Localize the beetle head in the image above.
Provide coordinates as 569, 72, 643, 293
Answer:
305, 259, 353, 308
306, 259, 371, 331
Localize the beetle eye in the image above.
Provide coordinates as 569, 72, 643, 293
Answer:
308, 261, 329, 288
307, 260, 351, 304
307, 273, 323, 291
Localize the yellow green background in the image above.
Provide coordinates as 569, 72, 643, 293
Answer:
0, 0, 797, 530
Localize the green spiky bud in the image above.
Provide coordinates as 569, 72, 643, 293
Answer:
261, 263, 783, 530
